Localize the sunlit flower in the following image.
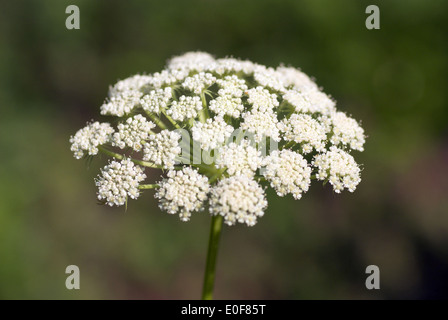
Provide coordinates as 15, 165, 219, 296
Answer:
263, 149, 311, 199
182, 72, 216, 94
140, 88, 172, 114
313, 146, 361, 193
70, 51, 365, 226
70, 122, 114, 159
216, 139, 263, 177
166, 95, 203, 121
143, 130, 181, 169
112, 114, 155, 151
156, 167, 210, 221
96, 159, 146, 206
278, 113, 328, 153
209, 175, 267, 226
330, 111, 365, 151
192, 116, 234, 150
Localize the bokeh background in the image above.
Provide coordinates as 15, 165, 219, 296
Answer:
0, 0, 447, 299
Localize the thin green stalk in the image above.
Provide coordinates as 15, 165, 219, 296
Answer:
138, 184, 160, 190
199, 92, 208, 123
144, 111, 168, 130
202, 215, 224, 300
161, 108, 182, 129
283, 141, 295, 149
98, 146, 162, 169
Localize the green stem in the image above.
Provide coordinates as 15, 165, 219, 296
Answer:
161, 108, 182, 129
199, 92, 209, 123
98, 146, 162, 169
202, 215, 224, 300
283, 141, 295, 149
144, 111, 168, 130
138, 184, 160, 190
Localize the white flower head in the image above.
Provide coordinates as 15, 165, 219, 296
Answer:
100, 90, 143, 117
192, 117, 234, 150
302, 87, 336, 115
246, 86, 279, 112
140, 87, 172, 114
211, 58, 257, 75
216, 75, 248, 97
275, 66, 318, 90
182, 72, 216, 94
313, 147, 361, 193
166, 95, 202, 121
71, 51, 366, 227
283, 86, 336, 116
167, 51, 215, 72
96, 159, 146, 206
209, 175, 267, 226
330, 112, 365, 151
143, 130, 181, 169
254, 66, 286, 92
70, 122, 114, 159
283, 90, 312, 113
156, 167, 210, 221
112, 114, 155, 151
216, 139, 263, 177
263, 150, 311, 199
149, 69, 188, 88
209, 95, 244, 118
241, 109, 280, 143
108, 74, 152, 98
278, 113, 328, 153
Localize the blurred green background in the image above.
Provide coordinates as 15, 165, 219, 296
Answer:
0, 0, 447, 299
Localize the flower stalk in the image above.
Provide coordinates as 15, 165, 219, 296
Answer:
202, 214, 224, 300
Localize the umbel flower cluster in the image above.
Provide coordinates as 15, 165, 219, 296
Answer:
70, 52, 365, 226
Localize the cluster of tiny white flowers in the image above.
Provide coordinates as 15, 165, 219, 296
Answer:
275, 66, 317, 90
262, 150, 311, 200
100, 90, 143, 117
108, 74, 152, 97
209, 175, 267, 226
216, 139, 263, 177
192, 117, 234, 150
283, 89, 335, 115
246, 86, 279, 112
302, 87, 336, 115
278, 113, 328, 153
140, 88, 172, 114
155, 167, 210, 221
313, 147, 361, 193
241, 109, 280, 143
149, 69, 188, 88
96, 159, 147, 206
209, 95, 244, 118
182, 72, 216, 94
210, 57, 257, 75
143, 130, 181, 169
112, 115, 155, 151
330, 112, 365, 151
70, 122, 114, 159
216, 75, 248, 97
254, 66, 287, 92
167, 51, 216, 72
71, 51, 365, 226
166, 95, 203, 121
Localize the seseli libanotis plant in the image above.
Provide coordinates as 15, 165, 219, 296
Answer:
70, 52, 365, 299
